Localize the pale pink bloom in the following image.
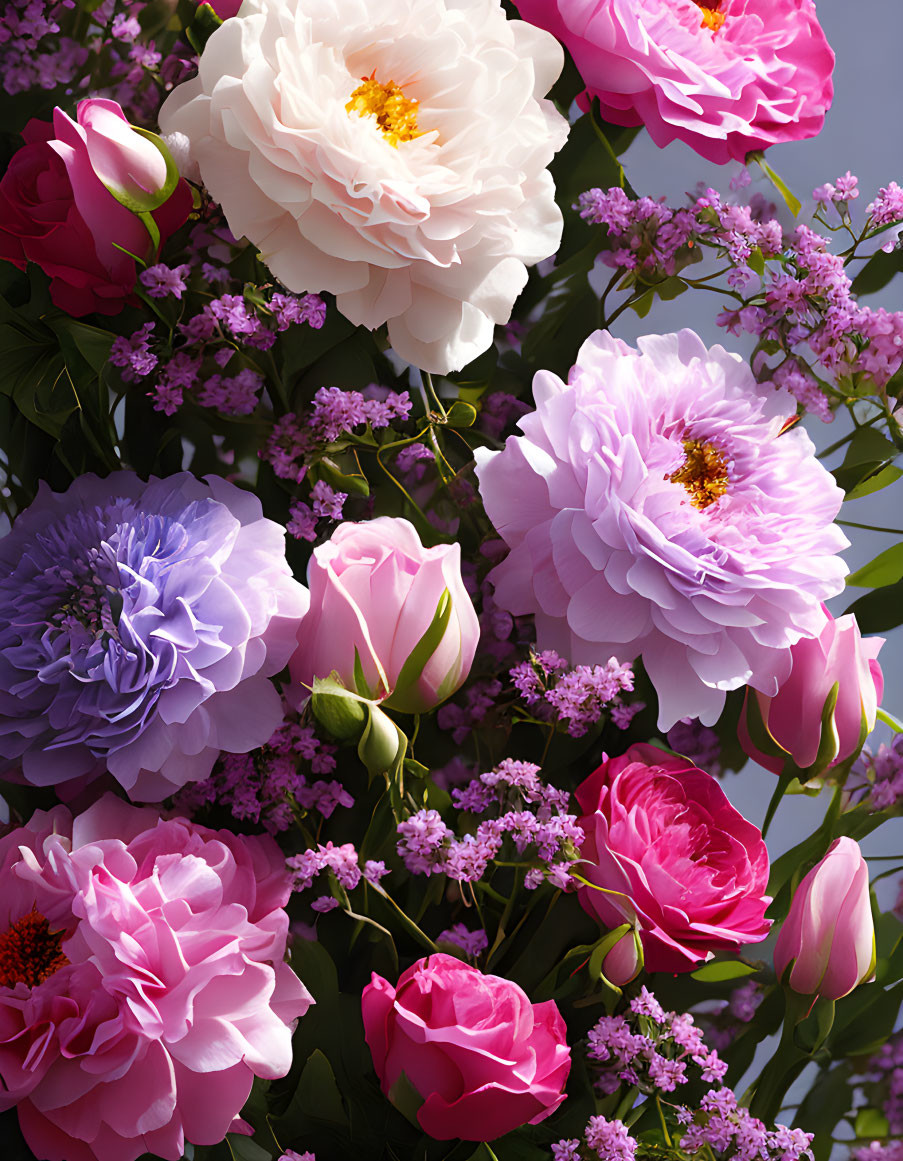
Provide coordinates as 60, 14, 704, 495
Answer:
513, 0, 834, 164
362, 954, 570, 1140
76, 98, 169, 211
774, 837, 876, 1001
158, 0, 568, 372
289, 517, 479, 714
575, 744, 771, 972
739, 610, 884, 775
0, 795, 313, 1161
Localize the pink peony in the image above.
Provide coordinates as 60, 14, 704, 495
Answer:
289, 517, 479, 715
362, 953, 570, 1140
774, 837, 875, 1002
474, 330, 848, 731
575, 743, 771, 972
513, 0, 834, 164
0, 795, 313, 1161
739, 609, 884, 776
0, 99, 191, 316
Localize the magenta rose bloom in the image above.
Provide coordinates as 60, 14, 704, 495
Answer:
0, 98, 192, 316
289, 517, 479, 714
0, 471, 309, 801
475, 330, 848, 730
739, 609, 884, 776
513, 0, 834, 164
362, 954, 570, 1141
575, 743, 771, 972
0, 794, 313, 1161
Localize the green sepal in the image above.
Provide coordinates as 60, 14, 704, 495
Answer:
384, 588, 453, 713
185, 1, 223, 55
387, 1069, 425, 1129
310, 673, 368, 741
357, 703, 406, 778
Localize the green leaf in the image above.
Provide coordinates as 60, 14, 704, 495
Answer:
851, 247, 903, 297
854, 1108, 890, 1139
310, 674, 369, 740
747, 247, 766, 276
315, 457, 370, 497
846, 464, 903, 500
841, 426, 897, 468
226, 1137, 272, 1161
446, 400, 478, 428
847, 542, 903, 588
691, 960, 759, 982
629, 289, 655, 318
386, 1069, 424, 1129
185, 0, 223, 53
749, 152, 802, 217
846, 578, 903, 632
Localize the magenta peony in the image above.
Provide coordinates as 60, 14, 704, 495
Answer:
0, 471, 310, 801
574, 743, 771, 972
739, 609, 884, 776
774, 837, 875, 1001
289, 517, 479, 715
362, 953, 570, 1140
474, 330, 848, 731
0, 99, 191, 316
0, 794, 313, 1161
513, 0, 834, 164
157, 0, 568, 373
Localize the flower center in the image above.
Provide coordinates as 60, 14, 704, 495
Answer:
667, 438, 729, 509
346, 76, 422, 147
0, 908, 70, 990
46, 551, 121, 642
692, 0, 725, 31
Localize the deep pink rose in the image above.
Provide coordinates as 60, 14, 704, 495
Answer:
0, 98, 192, 317
362, 954, 570, 1141
0, 794, 313, 1161
513, 0, 834, 164
739, 609, 884, 776
575, 743, 771, 972
289, 517, 479, 715
774, 837, 875, 1002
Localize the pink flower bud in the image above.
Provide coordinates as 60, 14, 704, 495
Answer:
602, 925, 643, 986
739, 609, 884, 776
75, 98, 172, 212
289, 517, 480, 715
774, 837, 875, 1001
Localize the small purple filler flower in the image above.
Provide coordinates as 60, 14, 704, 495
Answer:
0, 472, 309, 800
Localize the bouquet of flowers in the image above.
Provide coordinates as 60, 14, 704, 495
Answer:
1, 1, 902, 1160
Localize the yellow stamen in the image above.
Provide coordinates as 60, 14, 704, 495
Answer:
694, 0, 726, 32
667, 438, 730, 509
346, 77, 422, 147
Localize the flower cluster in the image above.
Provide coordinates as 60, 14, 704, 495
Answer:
172, 717, 342, 833
397, 759, 583, 889
510, 649, 639, 735
587, 987, 728, 1096
262, 386, 412, 483
858, 1033, 903, 1136
678, 1088, 813, 1161
847, 736, 903, 813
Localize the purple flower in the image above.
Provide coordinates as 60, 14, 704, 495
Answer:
475, 331, 849, 729
0, 472, 309, 800
139, 262, 190, 299
438, 923, 489, 958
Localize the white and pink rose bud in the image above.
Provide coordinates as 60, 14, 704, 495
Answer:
289, 517, 479, 715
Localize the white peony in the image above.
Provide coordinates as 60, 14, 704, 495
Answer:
158, 0, 569, 373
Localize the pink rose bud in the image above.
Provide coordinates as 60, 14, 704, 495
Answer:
76, 98, 175, 213
289, 517, 479, 715
739, 609, 884, 776
774, 837, 876, 1001
362, 954, 571, 1141
601, 924, 644, 987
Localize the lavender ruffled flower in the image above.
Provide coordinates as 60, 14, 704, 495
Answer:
475, 330, 849, 729
0, 471, 309, 800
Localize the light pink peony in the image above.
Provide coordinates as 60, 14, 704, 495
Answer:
513, 0, 834, 164
774, 836, 875, 1001
0, 795, 313, 1161
474, 330, 849, 731
289, 517, 479, 715
362, 953, 570, 1141
157, 0, 568, 373
739, 609, 884, 776
575, 743, 771, 972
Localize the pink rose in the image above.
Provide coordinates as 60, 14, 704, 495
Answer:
739, 610, 884, 776
289, 517, 479, 715
774, 837, 875, 1002
0, 99, 191, 317
575, 743, 771, 972
0, 794, 313, 1161
513, 0, 834, 164
362, 954, 570, 1141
